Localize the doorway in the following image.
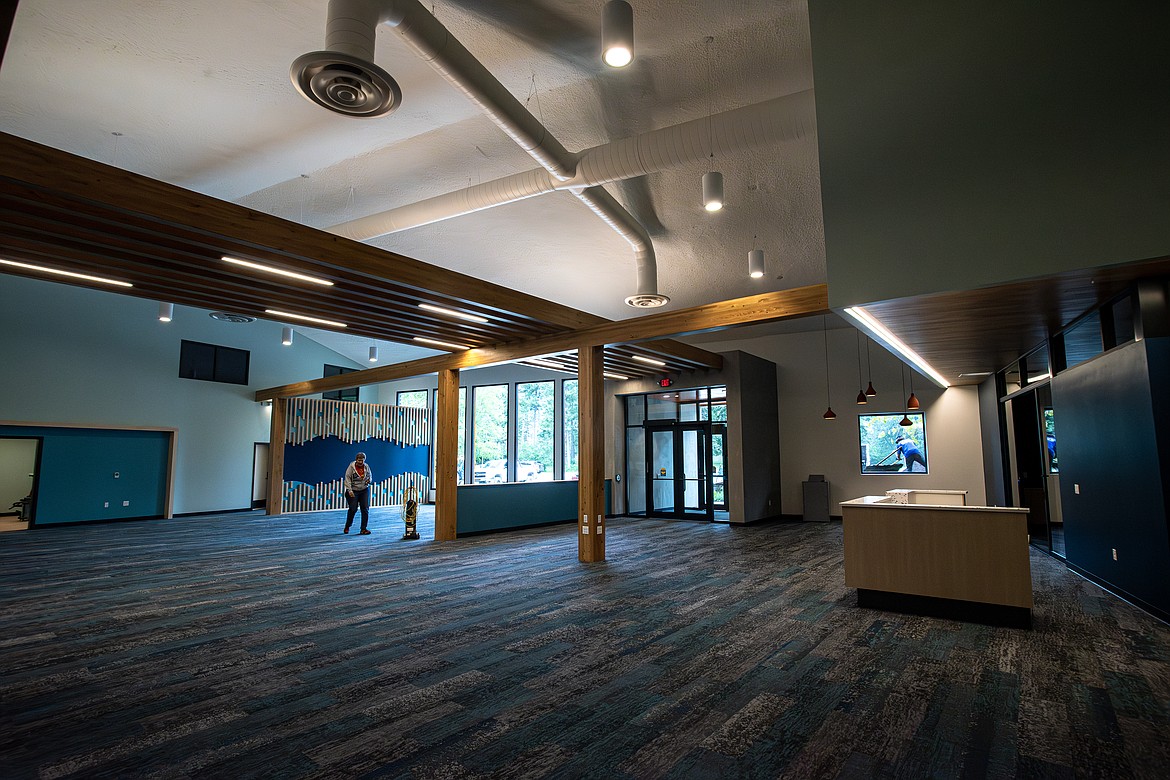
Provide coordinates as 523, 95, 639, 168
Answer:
252, 442, 269, 510
646, 422, 714, 520
0, 437, 40, 530
1007, 387, 1054, 551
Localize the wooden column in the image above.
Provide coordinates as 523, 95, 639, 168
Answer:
435, 367, 460, 541
266, 398, 286, 516
578, 344, 606, 562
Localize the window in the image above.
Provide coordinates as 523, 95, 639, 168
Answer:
563, 380, 578, 480
179, 340, 250, 385
458, 387, 467, 484
396, 390, 428, 408
322, 365, 357, 402
472, 385, 508, 483
516, 381, 554, 482
859, 413, 927, 474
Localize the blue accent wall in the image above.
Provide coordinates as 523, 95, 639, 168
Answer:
1052, 339, 1170, 617
1, 426, 170, 525
283, 436, 429, 486
456, 480, 611, 535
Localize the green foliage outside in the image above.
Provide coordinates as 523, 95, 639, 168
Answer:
563, 380, 578, 478
516, 381, 554, 476
473, 385, 508, 466
859, 413, 926, 472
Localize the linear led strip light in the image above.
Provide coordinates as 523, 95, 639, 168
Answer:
418, 303, 489, 324
414, 336, 471, 351
223, 256, 334, 286
265, 309, 346, 328
843, 306, 951, 388
1, 258, 133, 288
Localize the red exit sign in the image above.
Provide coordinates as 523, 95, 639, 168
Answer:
659, 378, 674, 388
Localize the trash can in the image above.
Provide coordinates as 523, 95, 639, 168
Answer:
802, 475, 830, 523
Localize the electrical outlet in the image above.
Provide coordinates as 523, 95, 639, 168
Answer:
104, 501, 109, 508
1112, 548, 1118, 561
1074, 484, 1080, 494
113, 471, 120, 479
122, 500, 130, 507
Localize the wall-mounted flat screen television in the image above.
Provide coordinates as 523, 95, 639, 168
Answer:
859, 413, 927, 474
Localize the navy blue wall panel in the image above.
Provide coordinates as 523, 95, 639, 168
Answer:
1051, 340, 1170, 615
283, 436, 429, 486
1, 426, 170, 525
456, 480, 612, 535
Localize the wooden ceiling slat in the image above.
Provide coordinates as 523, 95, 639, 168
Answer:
0, 193, 558, 339
255, 285, 828, 399
0, 131, 724, 370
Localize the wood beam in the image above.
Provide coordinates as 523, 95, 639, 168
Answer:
434, 368, 460, 541
266, 399, 286, 516
577, 345, 606, 562
254, 284, 829, 400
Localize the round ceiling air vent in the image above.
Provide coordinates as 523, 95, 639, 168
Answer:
209, 312, 256, 324
624, 293, 670, 308
291, 51, 402, 118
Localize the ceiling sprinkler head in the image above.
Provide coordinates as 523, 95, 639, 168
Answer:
624, 293, 670, 309
291, 51, 402, 118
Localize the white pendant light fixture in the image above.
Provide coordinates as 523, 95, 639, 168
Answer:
281, 326, 294, 346
748, 247, 765, 279
158, 302, 173, 322
602, 1, 634, 67
368, 345, 379, 363
703, 171, 724, 212
701, 36, 724, 213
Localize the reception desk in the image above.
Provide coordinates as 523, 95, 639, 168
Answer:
840, 494, 1032, 627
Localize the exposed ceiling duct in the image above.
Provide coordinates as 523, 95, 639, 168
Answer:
294, 0, 670, 307
328, 92, 815, 239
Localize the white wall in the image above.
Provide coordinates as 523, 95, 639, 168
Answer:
0, 275, 362, 515
694, 327, 987, 515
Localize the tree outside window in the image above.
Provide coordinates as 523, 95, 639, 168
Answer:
563, 379, 578, 480
472, 385, 509, 482
516, 381, 554, 481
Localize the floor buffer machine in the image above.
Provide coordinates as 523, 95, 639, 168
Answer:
401, 483, 420, 540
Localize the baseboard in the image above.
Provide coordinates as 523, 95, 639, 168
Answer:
1063, 561, 1170, 626
856, 588, 1032, 629
173, 507, 258, 518
31, 514, 165, 529
456, 517, 577, 538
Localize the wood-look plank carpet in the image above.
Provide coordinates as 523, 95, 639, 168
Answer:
1, 509, 1168, 779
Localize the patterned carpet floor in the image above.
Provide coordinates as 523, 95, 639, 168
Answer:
1, 509, 1168, 779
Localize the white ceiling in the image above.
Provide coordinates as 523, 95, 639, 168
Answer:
0, 0, 825, 365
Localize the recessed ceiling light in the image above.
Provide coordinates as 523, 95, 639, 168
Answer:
265, 309, 346, 328
414, 336, 470, 350
1, 258, 133, 288
223, 256, 334, 286
632, 355, 666, 366
418, 303, 489, 323
958, 371, 992, 378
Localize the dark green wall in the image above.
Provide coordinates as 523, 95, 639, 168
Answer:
1, 426, 171, 526
1051, 339, 1170, 616
456, 480, 611, 536
810, 1, 1170, 307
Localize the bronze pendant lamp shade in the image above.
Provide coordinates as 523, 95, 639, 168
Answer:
865, 336, 877, 397
855, 330, 867, 404
823, 315, 836, 420
907, 366, 920, 410
899, 363, 913, 426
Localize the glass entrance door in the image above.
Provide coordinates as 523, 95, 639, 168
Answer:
647, 423, 714, 520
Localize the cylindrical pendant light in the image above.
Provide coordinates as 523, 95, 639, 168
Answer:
602, 1, 634, 67
158, 302, 173, 322
702, 171, 724, 212
281, 326, 293, 346
748, 248, 765, 279
369, 345, 379, 363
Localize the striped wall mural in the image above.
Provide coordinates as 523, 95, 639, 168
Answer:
285, 398, 430, 447
282, 398, 431, 514
283, 473, 430, 513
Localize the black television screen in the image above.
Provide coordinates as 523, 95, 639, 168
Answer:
859, 413, 927, 474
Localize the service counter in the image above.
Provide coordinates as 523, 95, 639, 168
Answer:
840, 494, 1032, 627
